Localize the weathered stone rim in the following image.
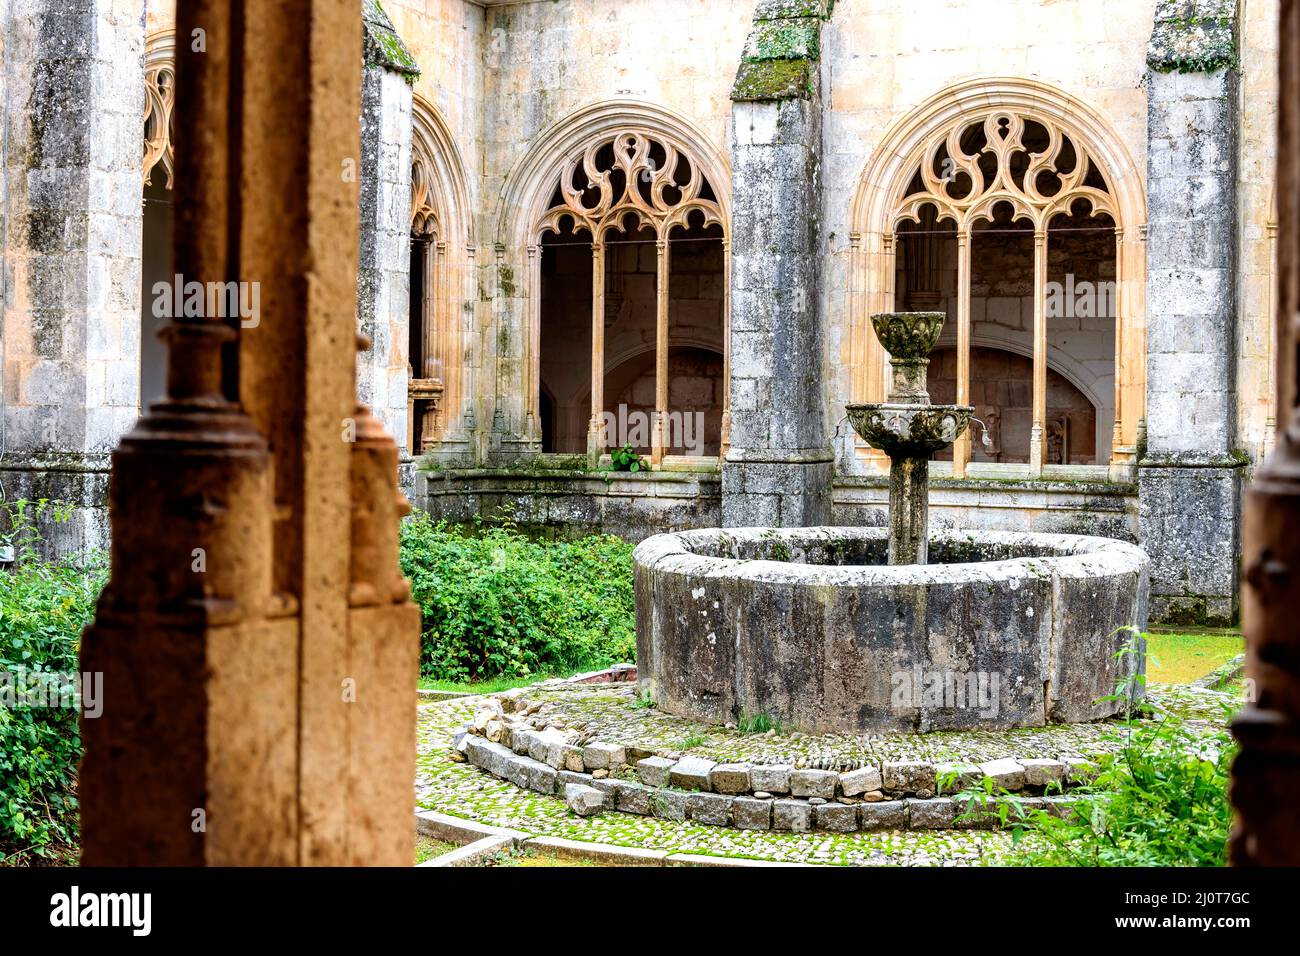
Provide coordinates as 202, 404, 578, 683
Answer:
634, 526, 1149, 586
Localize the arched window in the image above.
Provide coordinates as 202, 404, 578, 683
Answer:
850, 80, 1146, 479
533, 129, 727, 466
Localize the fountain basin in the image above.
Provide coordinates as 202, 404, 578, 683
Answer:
846, 403, 973, 458
633, 527, 1148, 734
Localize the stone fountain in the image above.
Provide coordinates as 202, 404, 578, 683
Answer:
633, 315, 1149, 734
844, 312, 971, 565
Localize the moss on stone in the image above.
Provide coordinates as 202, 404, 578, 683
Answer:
1146, 4, 1237, 74
732, 58, 813, 102
747, 19, 821, 61
363, 0, 421, 78
755, 0, 835, 19
1159, 596, 1236, 630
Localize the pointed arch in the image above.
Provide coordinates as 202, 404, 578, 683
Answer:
407, 94, 476, 457
847, 77, 1147, 478
496, 100, 733, 466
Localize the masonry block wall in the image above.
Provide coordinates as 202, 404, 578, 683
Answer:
1, 0, 145, 554
723, 0, 835, 527
357, 0, 418, 465
1139, 0, 1243, 625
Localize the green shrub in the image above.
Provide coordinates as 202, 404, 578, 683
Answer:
990, 708, 1234, 867
0, 501, 106, 865
952, 636, 1235, 867
399, 513, 636, 682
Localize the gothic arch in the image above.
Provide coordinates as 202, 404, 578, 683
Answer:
411, 93, 473, 246
498, 100, 733, 465
847, 77, 1146, 477
496, 99, 731, 250
407, 94, 475, 455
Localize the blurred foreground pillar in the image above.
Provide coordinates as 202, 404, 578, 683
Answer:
1231, 0, 1300, 866
79, 0, 420, 866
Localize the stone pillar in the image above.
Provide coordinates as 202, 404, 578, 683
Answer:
0, 0, 145, 554
357, 0, 417, 465
1139, 0, 1244, 626
80, 0, 419, 866
1231, 0, 1300, 867
722, 0, 835, 528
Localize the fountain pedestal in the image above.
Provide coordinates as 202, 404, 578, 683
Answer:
845, 312, 972, 564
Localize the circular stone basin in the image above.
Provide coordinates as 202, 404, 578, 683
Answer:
633, 527, 1149, 734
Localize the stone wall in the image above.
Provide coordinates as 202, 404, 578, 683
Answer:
416, 467, 1139, 544
414, 467, 722, 542
357, 0, 418, 453
1139, 0, 1244, 626
1, 0, 146, 554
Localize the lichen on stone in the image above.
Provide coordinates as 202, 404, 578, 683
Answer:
1146, 0, 1237, 74
731, 0, 833, 102
746, 19, 821, 61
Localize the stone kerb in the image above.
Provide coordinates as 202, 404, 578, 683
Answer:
634, 527, 1149, 733
457, 724, 1090, 835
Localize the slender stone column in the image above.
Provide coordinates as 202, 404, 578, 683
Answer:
953, 230, 972, 476
81, 0, 418, 866
1231, 0, 1300, 866
0, 0, 145, 555
587, 240, 605, 466
1139, 0, 1244, 625
888, 456, 928, 565
653, 237, 670, 463
1029, 229, 1048, 473
723, 0, 836, 527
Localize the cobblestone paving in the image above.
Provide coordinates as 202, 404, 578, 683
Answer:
414, 683, 1234, 866
498, 681, 1235, 768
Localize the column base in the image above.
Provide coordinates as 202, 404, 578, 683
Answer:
721, 455, 833, 527
1138, 453, 1244, 627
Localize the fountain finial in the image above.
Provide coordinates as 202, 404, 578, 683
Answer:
872, 311, 944, 404
844, 312, 973, 565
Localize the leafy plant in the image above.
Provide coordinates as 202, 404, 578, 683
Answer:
606, 443, 644, 473
678, 733, 708, 750
399, 512, 636, 683
0, 500, 106, 866
950, 632, 1235, 867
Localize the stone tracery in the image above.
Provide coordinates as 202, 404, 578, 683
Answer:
142, 33, 175, 187
893, 111, 1117, 231
536, 131, 724, 242
850, 81, 1146, 479
532, 127, 728, 465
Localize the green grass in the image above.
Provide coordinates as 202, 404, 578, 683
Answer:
738, 713, 784, 735
1145, 630, 1243, 685
418, 666, 588, 696
414, 836, 458, 864
485, 848, 598, 867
